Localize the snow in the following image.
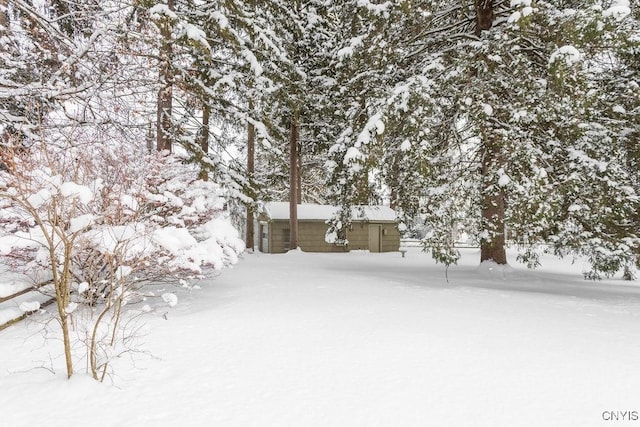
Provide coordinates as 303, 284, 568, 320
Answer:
64, 302, 78, 314
549, 45, 582, 66
210, 10, 229, 29
343, 146, 364, 164
120, 194, 138, 211
152, 226, 198, 254
356, 0, 392, 16
603, 0, 631, 20
148, 4, 178, 20
69, 214, 96, 233
77, 282, 89, 294
509, 5, 534, 23
0, 307, 23, 325
161, 292, 178, 307
1, 269, 50, 323
0, 231, 42, 254
337, 36, 365, 59
26, 188, 52, 209
179, 23, 211, 51
508, 11, 523, 24
265, 202, 335, 221
149, 220, 244, 273
18, 301, 40, 312
263, 202, 397, 222
352, 205, 397, 222
60, 182, 94, 204
0, 280, 30, 298
512, 109, 529, 121
115, 266, 132, 280
355, 112, 385, 147
201, 218, 245, 260
1, 248, 639, 426
240, 49, 264, 77
324, 230, 338, 244
498, 172, 511, 187
612, 105, 626, 114
88, 224, 149, 259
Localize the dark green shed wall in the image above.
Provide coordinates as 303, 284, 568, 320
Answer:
261, 218, 400, 254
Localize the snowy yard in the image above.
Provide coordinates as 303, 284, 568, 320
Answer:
2, 248, 640, 426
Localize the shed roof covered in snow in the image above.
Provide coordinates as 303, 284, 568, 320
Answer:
262, 202, 396, 222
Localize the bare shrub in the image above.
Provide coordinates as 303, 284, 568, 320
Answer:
0, 137, 244, 380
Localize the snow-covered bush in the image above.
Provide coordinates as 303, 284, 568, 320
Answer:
0, 138, 244, 380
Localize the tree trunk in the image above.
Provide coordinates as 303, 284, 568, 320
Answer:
480, 138, 507, 264
389, 157, 400, 210
60, 244, 75, 378
289, 111, 299, 250
61, 313, 74, 379
475, 0, 494, 35
474, 0, 506, 264
246, 98, 255, 250
297, 142, 302, 203
0, 1, 7, 35
156, 0, 174, 152
198, 102, 210, 180
200, 102, 210, 153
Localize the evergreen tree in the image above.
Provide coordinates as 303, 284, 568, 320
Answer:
319, 0, 638, 276
395, 0, 640, 276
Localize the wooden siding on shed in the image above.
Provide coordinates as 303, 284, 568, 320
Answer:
263, 219, 399, 253
381, 227, 401, 252
347, 222, 369, 250
268, 220, 289, 254
298, 221, 347, 253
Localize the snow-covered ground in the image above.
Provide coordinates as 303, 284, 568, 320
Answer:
1, 248, 639, 426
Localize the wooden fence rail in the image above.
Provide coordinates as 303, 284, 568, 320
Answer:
0, 280, 54, 331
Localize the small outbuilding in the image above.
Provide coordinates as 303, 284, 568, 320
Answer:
256, 202, 400, 254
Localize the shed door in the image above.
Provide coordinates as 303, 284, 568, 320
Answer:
368, 225, 381, 253
260, 224, 269, 253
